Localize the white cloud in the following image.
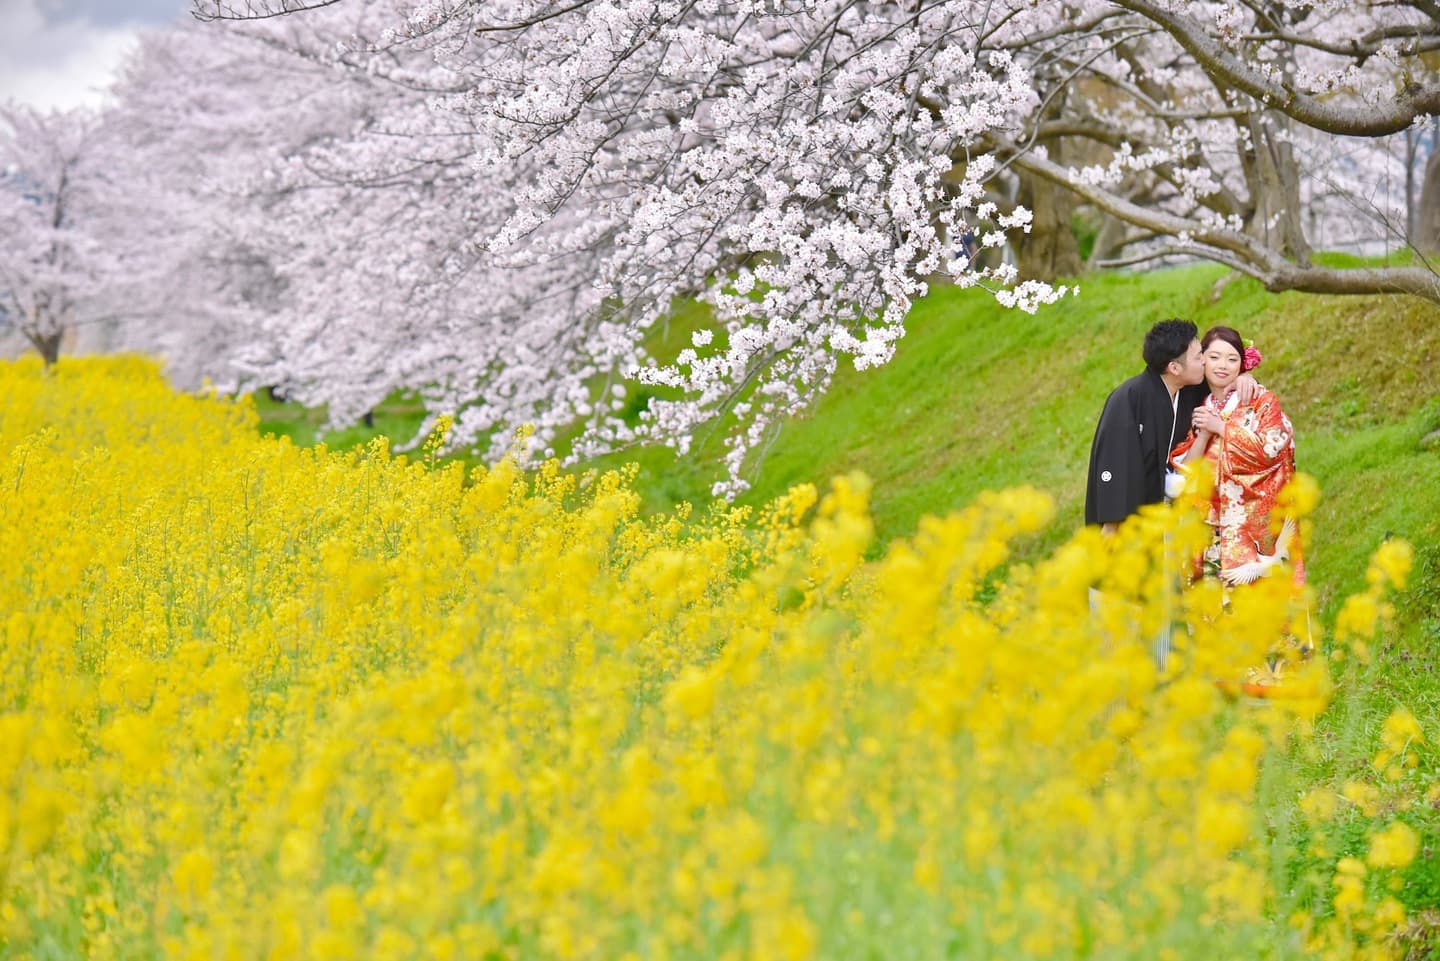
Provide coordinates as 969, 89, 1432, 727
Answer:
42, 0, 189, 25
0, 0, 151, 111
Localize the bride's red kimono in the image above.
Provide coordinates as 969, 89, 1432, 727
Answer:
1170, 387, 1305, 586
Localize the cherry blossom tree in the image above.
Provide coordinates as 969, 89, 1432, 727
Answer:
985, 0, 1440, 295
0, 105, 123, 365
98, 17, 369, 392
116, 6, 623, 438
169, 0, 1438, 495
171, 0, 1060, 494
1, 84, 281, 375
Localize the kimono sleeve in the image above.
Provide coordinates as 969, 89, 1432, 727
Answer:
1224, 390, 1292, 475
1085, 386, 1141, 525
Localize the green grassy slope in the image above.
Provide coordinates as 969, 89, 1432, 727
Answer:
612, 266, 1440, 617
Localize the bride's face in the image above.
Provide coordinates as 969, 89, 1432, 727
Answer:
1204, 340, 1243, 390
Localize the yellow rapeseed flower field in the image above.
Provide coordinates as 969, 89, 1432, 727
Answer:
0, 356, 1427, 960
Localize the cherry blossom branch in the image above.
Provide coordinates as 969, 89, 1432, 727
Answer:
994, 134, 1440, 302
991, 6, 1130, 50
1109, 0, 1440, 135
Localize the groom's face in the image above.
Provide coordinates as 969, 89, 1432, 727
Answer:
1170, 338, 1206, 386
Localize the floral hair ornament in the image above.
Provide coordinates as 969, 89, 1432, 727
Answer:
1242, 343, 1263, 372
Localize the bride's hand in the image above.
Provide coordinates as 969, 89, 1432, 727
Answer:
1192, 407, 1224, 435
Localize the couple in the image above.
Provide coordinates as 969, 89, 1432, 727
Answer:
1085, 319, 1301, 588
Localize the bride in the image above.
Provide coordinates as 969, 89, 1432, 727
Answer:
1170, 325, 1304, 588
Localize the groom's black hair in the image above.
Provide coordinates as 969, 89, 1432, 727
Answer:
1143, 319, 1199, 374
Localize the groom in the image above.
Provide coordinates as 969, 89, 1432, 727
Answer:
1084, 319, 1208, 533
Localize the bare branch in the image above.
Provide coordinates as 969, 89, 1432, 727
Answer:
984, 134, 1264, 257
1239, 27, 1440, 60
190, 0, 346, 22
1097, 243, 1260, 276
1267, 261, 1440, 299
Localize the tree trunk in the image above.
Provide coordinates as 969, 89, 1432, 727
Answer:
1085, 212, 1129, 270
1417, 148, 1440, 252
30, 330, 62, 366
1085, 182, 1156, 270
1406, 125, 1418, 242
1244, 113, 1311, 262
1014, 139, 1083, 281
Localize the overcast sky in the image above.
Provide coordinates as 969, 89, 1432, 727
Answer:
0, 0, 192, 111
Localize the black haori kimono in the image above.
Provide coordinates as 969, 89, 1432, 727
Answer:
1085, 371, 1205, 526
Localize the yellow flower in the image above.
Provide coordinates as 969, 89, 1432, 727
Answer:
1277, 472, 1321, 517
1367, 539, 1414, 591
276, 830, 320, 884
1381, 705, 1425, 748
751, 904, 817, 961
171, 849, 214, 912
1335, 593, 1380, 641
663, 666, 719, 721
1366, 821, 1420, 870
1371, 896, 1408, 932
1196, 797, 1250, 855
401, 761, 456, 823
912, 845, 941, 894
373, 925, 418, 961
1299, 788, 1339, 825
16, 781, 70, 855
322, 884, 364, 931
1341, 780, 1383, 817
